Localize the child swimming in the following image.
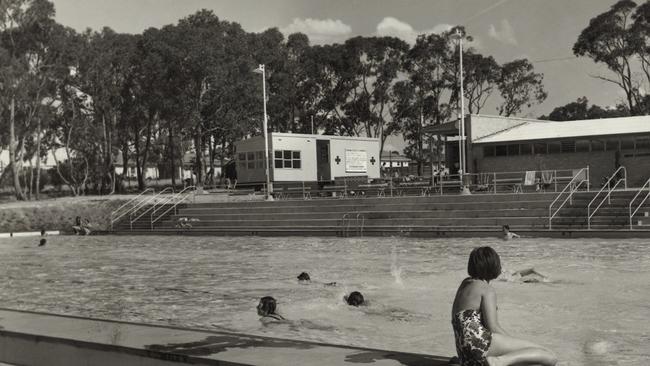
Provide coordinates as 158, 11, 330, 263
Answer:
451, 246, 557, 366
257, 296, 285, 324
344, 291, 365, 307
501, 225, 520, 240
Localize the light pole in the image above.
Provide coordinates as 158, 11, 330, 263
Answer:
254, 64, 272, 200
451, 29, 466, 187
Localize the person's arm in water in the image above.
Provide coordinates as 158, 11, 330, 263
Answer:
513, 268, 547, 279
481, 285, 509, 336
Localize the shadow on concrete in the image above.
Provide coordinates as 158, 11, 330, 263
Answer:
146, 334, 315, 356
344, 350, 450, 366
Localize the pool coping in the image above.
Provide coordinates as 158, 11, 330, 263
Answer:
0, 308, 450, 366
100, 229, 650, 238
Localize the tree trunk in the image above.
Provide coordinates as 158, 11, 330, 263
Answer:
9, 98, 26, 200
134, 126, 143, 191
219, 135, 226, 185
169, 125, 176, 187
121, 145, 129, 192
35, 117, 42, 200
194, 131, 203, 189
208, 134, 215, 187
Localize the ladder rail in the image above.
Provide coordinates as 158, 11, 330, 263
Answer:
110, 188, 154, 229
129, 187, 175, 229
150, 186, 197, 228
629, 178, 650, 230
548, 167, 589, 230
587, 166, 627, 229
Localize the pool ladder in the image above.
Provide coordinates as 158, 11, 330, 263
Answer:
339, 212, 365, 237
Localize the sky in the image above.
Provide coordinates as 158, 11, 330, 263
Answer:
50, 0, 627, 148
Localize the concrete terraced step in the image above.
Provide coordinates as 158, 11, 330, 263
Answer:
164, 208, 549, 220
178, 201, 554, 215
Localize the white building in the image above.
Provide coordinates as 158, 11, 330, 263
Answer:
234, 133, 381, 184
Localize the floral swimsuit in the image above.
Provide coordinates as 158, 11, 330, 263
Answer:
452, 309, 492, 366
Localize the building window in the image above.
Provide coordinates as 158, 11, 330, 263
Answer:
591, 140, 604, 152
507, 144, 520, 156
560, 140, 575, 153
520, 144, 532, 155
534, 143, 547, 154
548, 141, 561, 154
483, 146, 495, 157
576, 140, 590, 153
606, 139, 619, 151
636, 137, 650, 151
495, 145, 507, 156
621, 137, 635, 150
237, 153, 247, 170
274, 150, 301, 169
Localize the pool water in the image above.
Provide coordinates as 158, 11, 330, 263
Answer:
0, 235, 648, 365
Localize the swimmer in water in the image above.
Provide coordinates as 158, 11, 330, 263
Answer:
344, 291, 365, 307
296, 272, 336, 286
297, 272, 311, 282
502, 225, 520, 240
38, 238, 46, 247
451, 246, 557, 366
501, 267, 549, 283
257, 296, 285, 324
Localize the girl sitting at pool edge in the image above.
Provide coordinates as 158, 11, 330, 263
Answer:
257, 296, 285, 324
451, 246, 557, 366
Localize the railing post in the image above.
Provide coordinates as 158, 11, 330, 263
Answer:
493, 172, 497, 194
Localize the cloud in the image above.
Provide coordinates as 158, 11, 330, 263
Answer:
281, 18, 352, 44
488, 19, 517, 45
376, 17, 452, 45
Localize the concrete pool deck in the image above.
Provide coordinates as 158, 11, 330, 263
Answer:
0, 308, 450, 366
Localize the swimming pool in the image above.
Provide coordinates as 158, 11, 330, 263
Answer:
0, 235, 647, 365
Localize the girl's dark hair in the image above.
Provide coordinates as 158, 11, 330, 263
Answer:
467, 246, 502, 281
297, 272, 310, 281
257, 296, 277, 316
502, 225, 510, 230
346, 291, 365, 306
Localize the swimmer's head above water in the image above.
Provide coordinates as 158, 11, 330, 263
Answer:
468, 246, 502, 282
257, 296, 278, 316
344, 291, 365, 307
297, 272, 310, 282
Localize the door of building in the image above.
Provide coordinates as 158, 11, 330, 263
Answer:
316, 140, 331, 182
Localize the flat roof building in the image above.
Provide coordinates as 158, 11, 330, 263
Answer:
234, 133, 381, 185
425, 114, 650, 186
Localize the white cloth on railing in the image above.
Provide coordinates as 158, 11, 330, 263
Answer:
524, 171, 536, 186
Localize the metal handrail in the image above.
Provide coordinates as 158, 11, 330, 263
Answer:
128, 187, 175, 229
587, 167, 627, 229
150, 186, 197, 228
151, 187, 175, 216
629, 178, 650, 230
356, 213, 365, 236
339, 213, 352, 237
548, 167, 590, 230
110, 188, 154, 229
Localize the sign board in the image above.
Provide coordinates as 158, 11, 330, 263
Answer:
345, 150, 367, 173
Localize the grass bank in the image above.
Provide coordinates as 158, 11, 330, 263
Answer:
0, 196, 129, 233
